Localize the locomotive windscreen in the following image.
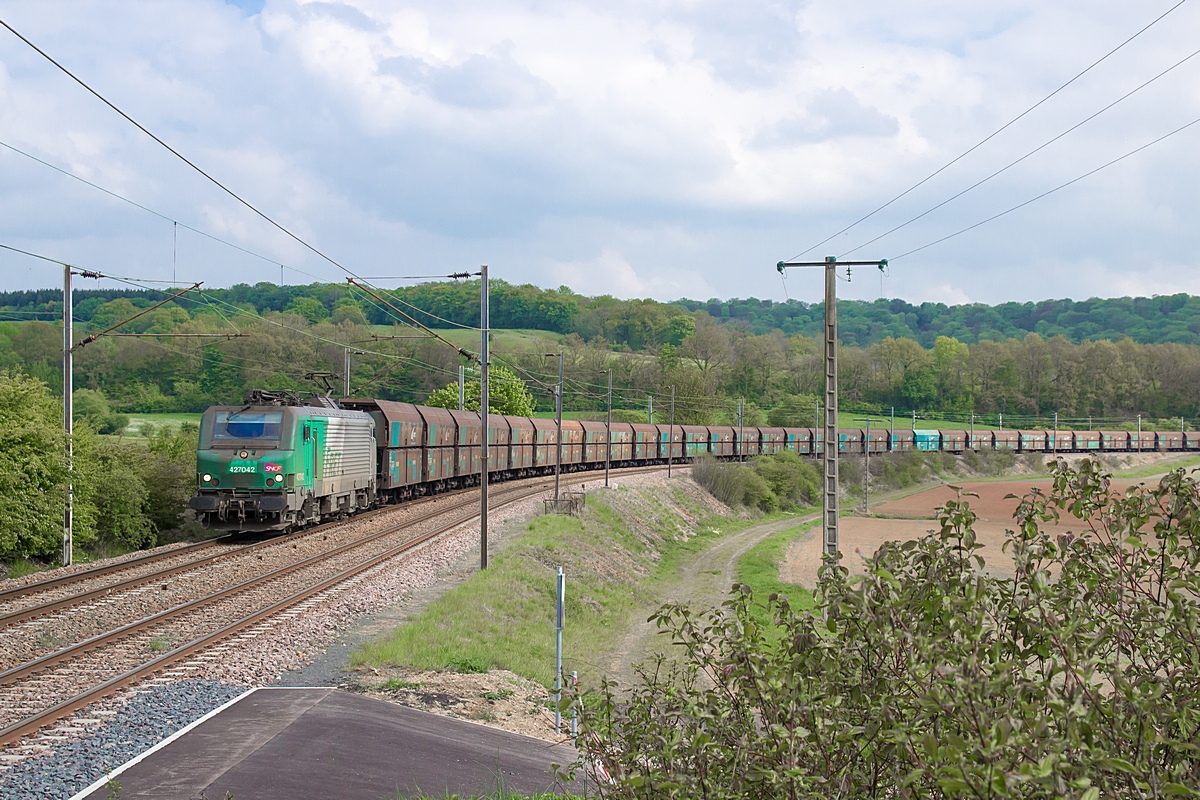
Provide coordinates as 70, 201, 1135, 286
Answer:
211, 411, 283, 441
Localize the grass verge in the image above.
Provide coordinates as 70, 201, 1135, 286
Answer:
353, 481, 768, 687
735, 518, 818, 633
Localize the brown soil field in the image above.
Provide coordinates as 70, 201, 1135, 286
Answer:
782, 478, 1148, 587
871, 479, 1140, 522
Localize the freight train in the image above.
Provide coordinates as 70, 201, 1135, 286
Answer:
190, 390, 1194, 532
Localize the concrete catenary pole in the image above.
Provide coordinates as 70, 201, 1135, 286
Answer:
668, 385, 674, 477
822, 259, 839, 556
63, 265, 73, 566
605, 368, 612, 487
458, 364, 465, 411
863, 418, 870, 514
480, 265, 489, 570
555, 352, 563, 500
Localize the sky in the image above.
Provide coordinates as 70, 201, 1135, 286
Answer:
2, 0, 1200, 306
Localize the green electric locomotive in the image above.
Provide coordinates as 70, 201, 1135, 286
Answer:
189, 391, 376, 532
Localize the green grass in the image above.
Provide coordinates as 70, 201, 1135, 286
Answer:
352, 487, 767, 687
735, 519, 818, 633
3, 557, 40, 580
397, 326, 567, 353
123, 413, 201, 439
1113, 454, 1200, 479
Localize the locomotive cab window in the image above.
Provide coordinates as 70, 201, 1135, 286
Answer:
211, 412, 283, 442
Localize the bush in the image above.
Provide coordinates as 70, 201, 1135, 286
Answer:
580, 459, 1200, 798
73, 388, 129, 434
693, 452, 820, 512
690, 454, 749, 508
752, 449, 819, 508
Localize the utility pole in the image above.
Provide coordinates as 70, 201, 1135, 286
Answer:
343, 348, 364, 397
480, 265, 489, 570
605, 368, 612, 487
815, 398, 820, 456
999, 413, 1003, 431
737, 397, 744, 462
62, 265, 72, 567
858, 417, 884, 513
458, 364, 465, 411
545, 352, 564, 500
648, 395, 653, 424
777, 256, 885, 558
1053, 411, 1058, 455
1138, 414, 1142, 451
668, 385, 675, 477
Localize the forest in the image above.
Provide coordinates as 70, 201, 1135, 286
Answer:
4, 277, 1200, 567
2, 280, 1200, 429
6, 279, 1200, 347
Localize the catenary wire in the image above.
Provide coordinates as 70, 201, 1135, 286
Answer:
839, 43, 1200, 258
890, 113, 1200, 261
0, 18, 362, 283
787, 0, 1191, 261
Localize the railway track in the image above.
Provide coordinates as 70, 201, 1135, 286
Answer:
0, 466, 666, 748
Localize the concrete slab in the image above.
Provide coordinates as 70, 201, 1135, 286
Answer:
73, 687, 576, 800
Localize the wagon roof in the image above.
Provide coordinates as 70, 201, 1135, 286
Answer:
367, 399, 424, 424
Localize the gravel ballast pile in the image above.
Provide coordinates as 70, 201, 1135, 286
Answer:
0, 680, 244, 800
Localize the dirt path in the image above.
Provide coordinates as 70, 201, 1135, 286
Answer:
599, 514, 817, 691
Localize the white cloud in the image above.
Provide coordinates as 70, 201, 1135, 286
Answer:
1, 0, 1199, 306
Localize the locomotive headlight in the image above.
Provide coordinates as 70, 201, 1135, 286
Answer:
274, 474, 284, 483
202, 473, 212, 483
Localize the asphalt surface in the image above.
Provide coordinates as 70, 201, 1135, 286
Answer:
74, 688, 576, 800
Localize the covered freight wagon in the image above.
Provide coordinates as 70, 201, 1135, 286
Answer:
940, 430, 967, 453
1018, 431, 1046, 452
1100, 431, 1129, 450
994, 430, 1019, 450
656, 424, 684, 460
968, 430, 993, 450
759, 427, 786, 455
710, 426, 736, 457
631, 423, 659, 460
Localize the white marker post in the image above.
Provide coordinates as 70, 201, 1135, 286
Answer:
554, 566, 565, 733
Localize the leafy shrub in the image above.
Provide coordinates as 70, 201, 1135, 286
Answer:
580, 460, 1200, 798
690, 454, 748, 508
693, 452, 819, 512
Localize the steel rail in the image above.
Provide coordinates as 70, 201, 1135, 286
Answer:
0, 536, 233, 605
0, 486, 483, 629
0, 466, 666, 745
0, 482, 536, 686
1, 458, 666, 610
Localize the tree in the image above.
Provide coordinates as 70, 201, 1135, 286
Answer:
425, 365, 535, 416
581, 460, 1200, 798
0, 370, 73, 559
284, 296, 328, 323
73, 388, 129, 434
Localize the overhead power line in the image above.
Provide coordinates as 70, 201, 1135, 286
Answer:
0, 139, 326, 285
0, 17, 362, 282
840, 43, 1200, 258
890, 113, 1200, 260
787, 0, 1191, 261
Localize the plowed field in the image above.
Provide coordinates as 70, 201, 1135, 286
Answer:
782, 478, 1147, 586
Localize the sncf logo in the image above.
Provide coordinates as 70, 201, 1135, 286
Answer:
264, 463, 283, 473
